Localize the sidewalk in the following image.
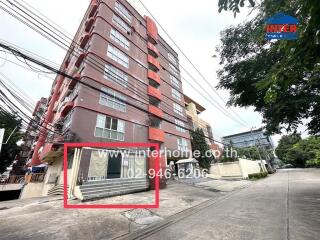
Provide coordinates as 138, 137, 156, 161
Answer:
0, 179, 251, 240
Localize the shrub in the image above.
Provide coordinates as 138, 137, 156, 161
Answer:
248, 172, 268, 180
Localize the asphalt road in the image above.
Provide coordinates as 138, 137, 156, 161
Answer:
125, 169, 320, 240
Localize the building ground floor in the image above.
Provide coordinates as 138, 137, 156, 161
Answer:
20, 146, 168, 201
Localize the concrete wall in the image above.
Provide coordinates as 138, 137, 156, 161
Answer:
0, 184, 22, 191
239, 159, 263, 178
20, 183, 44, 199
43, 159, 63, 195
20, 159, 63, 199
210, 158, 265, 179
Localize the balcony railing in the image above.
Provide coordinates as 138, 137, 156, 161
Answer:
147, 55, 160, 71
57, 88, 79, 113
149, 127, 165, 142
0, 175, 25, 185
30, 173, 45, 183
148, 86, 162, 101
22, 173, 46, 183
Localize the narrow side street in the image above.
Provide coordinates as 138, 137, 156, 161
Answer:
0, 177, 248, 240
0, 169, 319, 240
119, 169, 320, 240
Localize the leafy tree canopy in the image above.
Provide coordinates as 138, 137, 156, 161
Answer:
275, 135, 320, 167
220, 145, 274, 162
217, 0, 320, 135
0, 110, 22, 173
275, 133, 301, 160
190, 128, 214, 169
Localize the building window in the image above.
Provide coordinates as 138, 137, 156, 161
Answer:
175, 119, 186, 133
63, 110, 73, 131
100, 87, 126, 112
107, 45, 129, 68
173, 103, 183, 116
172, 88, 182, 101
110, 28, 130, 50
104, 64, 128, 87
112, 14, 131, 33
168, 53, 178, 66
169, 63, 179, 76
170, 74, 180, 89
177, 137, 188, 151
94, 114, 125, 141
115, 2, 132, 23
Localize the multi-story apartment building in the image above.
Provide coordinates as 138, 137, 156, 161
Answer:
184, 95, 214, 145
222, 128, 275, 168
222, 128, 274, 150
24, 0, 191, 200
19, 98, 47, 166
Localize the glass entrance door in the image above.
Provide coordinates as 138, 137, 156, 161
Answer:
107, 152, 122, 179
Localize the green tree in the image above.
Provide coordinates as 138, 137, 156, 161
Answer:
276, 135, 320, 167
275, 133, 301, 161
221, 146, 274, 162
190, 128, 214, 169
0, 110, 22, 173
217, 0, 320, 135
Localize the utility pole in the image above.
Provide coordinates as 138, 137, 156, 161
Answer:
250, 127, 265, 172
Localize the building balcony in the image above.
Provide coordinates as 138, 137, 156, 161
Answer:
53, 101, 59, 113
79, 33, 90, 49
68, 72, 80, 90
148, 70, 161, 85
75, 52, 85, 68
147, 55, 160, 71
147, 42, 159, 57
85, 17, 95, 32
145, 16, 158, 44
60, 101, 74, 117
39, 143, 63, 163
148, 86, 162, 101
148, 105, 163, 119
88, 2, 98, 18
53, 116, 65, 132
149, 127, 164, 142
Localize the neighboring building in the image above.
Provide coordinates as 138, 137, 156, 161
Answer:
210, 143, 223, 160
222, 128, 274, 150
13, 97, 47, 174
222, 128, 275, 169
184, 94, 214, 145
22, 0, 191, 200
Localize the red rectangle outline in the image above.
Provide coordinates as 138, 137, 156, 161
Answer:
63, 142, 160, 209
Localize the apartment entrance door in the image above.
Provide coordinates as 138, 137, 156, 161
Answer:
107, 152, 122, 179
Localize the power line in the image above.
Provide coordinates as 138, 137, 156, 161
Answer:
0, 1, 269, 160
136, 0, 251, 128
0, 1, 199, 131
0, 41, 231, 146
2, 0, 249, 130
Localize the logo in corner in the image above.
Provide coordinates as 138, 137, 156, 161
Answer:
265, 12, 299, 40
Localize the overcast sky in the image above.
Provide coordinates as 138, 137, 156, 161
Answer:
0, 0, 289, 145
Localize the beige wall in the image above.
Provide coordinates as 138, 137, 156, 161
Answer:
186, 102, 211, 145
239, 159, 264, 178
210, 158, 266, 179
0, 184, 22, 191
20, 158, 63, 199
20, 183, 44, 199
